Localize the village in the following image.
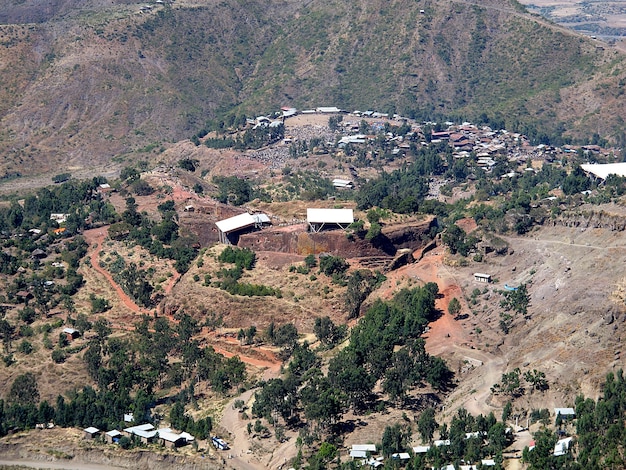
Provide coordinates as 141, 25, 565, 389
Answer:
0, 103, 624, 470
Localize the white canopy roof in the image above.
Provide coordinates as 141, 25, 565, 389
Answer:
581, 163, 626, 179
307, 208, 354, 224
351, 444, 377, 452
215, 213, 256, 234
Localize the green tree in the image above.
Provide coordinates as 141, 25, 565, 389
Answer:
524, 369, 548, 391
9, 372, 40, 405
418, 407, 439, 443
313, 316, 346, 346
448, 297, 462, 317
381, 423, 411, 457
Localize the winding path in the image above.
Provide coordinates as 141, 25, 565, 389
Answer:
82, 227, 281, 372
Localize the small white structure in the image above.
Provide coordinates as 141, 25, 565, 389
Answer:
349, 449, 367, 459
434, 439, 450, 447
105, 429, 122, 444
307, 208, 354, 232
316, 107, 342, 113
554, 407, 576, 419
474, 273, 491, 283
351, 444, 377, 453
554, 437, 573, 456
332, 178, 354, 190
50, 213, 69, 223
481, 460, 496, 466
83, 426, 100, 439
124, 423, 157, 444
391, 452, 410, 460
413, 445, 430, 454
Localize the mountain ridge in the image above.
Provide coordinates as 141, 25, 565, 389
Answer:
0, 0, 624, 179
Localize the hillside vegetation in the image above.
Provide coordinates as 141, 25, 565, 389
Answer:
0, 0, 625, 179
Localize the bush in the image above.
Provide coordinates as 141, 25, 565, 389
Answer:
18, 340, 33, 355
52, 348, 67, 363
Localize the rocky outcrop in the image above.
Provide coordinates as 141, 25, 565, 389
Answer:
551, 210, 626, 231
238, 216, 437, 258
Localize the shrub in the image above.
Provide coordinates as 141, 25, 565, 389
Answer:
52, 348, 67, 363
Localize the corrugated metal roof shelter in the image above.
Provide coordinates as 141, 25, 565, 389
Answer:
351, 444, 377, 452
307, 208, 354, 232
554, 407, 576, 418
581, 163, 626, 180
215, 213, 269, 244
349, 450, 367, 459
332, 178, 354, 189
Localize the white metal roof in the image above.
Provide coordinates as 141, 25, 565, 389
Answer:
252, 213, 270, 224
351, 444, 377, 452
554, 437, 572, 456
349, 450, 367, 458
316, 107, 341, 113
307, 208, 354, 224
413, 446, 430, 453
157, 429, 184, 442
124, 423, 154, 433
106, 430, 122, 437
581, 163, 626, 179
215, 213, 256, 234
84, 427, 99, 434
554, 407, 575, 416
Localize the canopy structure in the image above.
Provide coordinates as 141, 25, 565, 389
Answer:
215, 213, 269, 244
307, 208, 354, 232
580, 163, 626, 180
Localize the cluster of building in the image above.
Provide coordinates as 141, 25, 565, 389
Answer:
277, 106, 616, 178
83, 422, 196, 449
348, 442, 496, 469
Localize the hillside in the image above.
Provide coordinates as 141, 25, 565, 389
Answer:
0, 0, 625, 180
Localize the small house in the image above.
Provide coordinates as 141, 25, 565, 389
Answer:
332, 178, 354, 190
554, 437, 573, 456
105, 430, 122, 444
554, 407, 576, 420
15, 290, 32, 302
83, 426, 100, 439
349, 450, 367, 459
474, 273, 491, 283
123, 423, 157, 444
31, 248, 46, 259
157, 428, 186, 448
63, 327, 80, 341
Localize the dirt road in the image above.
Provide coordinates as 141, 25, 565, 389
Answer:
377, 248, 504, 418
0, 458, 127, 470
83, 227, 283, 373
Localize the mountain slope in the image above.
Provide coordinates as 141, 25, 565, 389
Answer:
0, 0, 624, 179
